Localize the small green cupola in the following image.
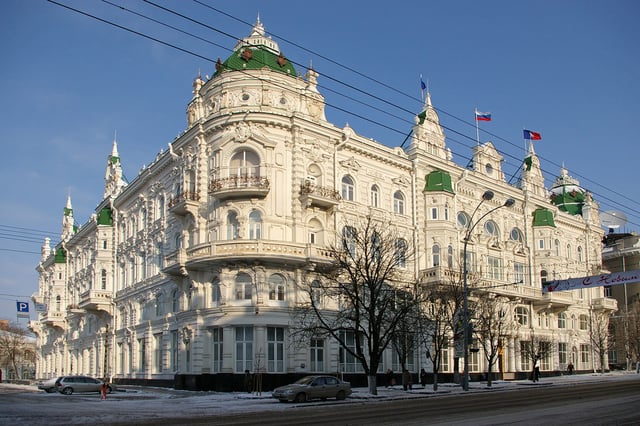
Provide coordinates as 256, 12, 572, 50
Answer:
424, 170, 454, 194
532, 208, 556, 227
54, 247, 67, 263
97, 207, 113, 226
549, 166, 586, 216
213, 17, 297, 78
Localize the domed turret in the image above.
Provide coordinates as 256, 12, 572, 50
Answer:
550, 166, 586, 215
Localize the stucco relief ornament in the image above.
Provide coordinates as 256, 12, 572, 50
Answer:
235, 122, 252, 142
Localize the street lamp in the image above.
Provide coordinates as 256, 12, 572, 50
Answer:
462, 190, 515, 391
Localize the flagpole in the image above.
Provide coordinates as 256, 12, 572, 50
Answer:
475, 108, 480, 146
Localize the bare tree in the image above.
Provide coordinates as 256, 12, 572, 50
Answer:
0, 322, 36, 381
417, 278, 465, 391
628, 303, 640, 369
472, 294, 515, 387
293, 215, 417, 395
519, 329, 555, 380
589, 310, 613, 373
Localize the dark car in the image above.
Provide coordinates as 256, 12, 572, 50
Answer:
272, 375, 351, 402
55, 375, 113, 395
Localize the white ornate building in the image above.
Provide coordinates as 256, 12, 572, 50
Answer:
31, 18, 616, 390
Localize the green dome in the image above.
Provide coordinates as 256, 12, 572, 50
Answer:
213, 18, 297, 78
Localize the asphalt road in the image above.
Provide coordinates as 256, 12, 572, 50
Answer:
182, 379, 640, 426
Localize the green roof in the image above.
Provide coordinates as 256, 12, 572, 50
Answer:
54, 247, 67, 263
424, 170, 454, 194
532, 208, 556, 227
97, 207, 113, 226
550, 188, 584, 216
214, 45, 297, 77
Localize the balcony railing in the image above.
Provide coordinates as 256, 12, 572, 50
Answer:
168, 191, 201, 216
300, 181, 341, 209
209, 176, 270, 200
78, 289, 113, 312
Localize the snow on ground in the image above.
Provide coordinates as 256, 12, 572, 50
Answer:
1, 372, 638, 425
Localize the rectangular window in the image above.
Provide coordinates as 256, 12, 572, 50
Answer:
520, 341, 531, 371
118, 342, 124, 375
235, 326, 253, 372
309, 232, 316, 244
138, 337, 146, 373
170, 330, 178, 372
558, 342, 567, 366
211, 328, 223, 373
154, 333, 163, 373
431, 207, 438, 220
469, 341, 480, 372
514, 262, 525, 284
440, 344, 450, 373
538, 239, 545, 250
310, 339, 325, 372
580, 344, 590, 365
487, 256, 503, 280
340, 331, 363, 373
461, 250, 476, 273
267, 327, 285, 372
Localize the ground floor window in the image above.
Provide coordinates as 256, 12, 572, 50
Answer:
236, 326, 254, 372
154, 333, 163, 373
520, 341, 531, 371
439, 342, 450, 373
170, 330, 178, 372
310, 338, 325, 372
340, 331, 363, 373
558, 342, 568, 367
211, 328, 223, 373
580, 344, 590, 367
267, 327, 285, 372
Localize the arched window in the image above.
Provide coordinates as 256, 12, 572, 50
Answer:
567, 244, 572, 260
510, 228, 524, 242
235, 273, 253, 301
370, 185, 380, 208
227, 211, 239, 240
171, 289, 180, 312
187, 170, 196, 194
447, 245, 453, 268
515, 307, 529, 326
230, 149, 260, 177
540, 270, 548, 285
484, 220, 499, 237
155, 293, 163, 317
371, 232, 382, 262
577, 246, 583, 262
248, 210, 262, 240
558, 312, 567, 329
554, 239, 560, 256
56, 295, 61, 311
268, 274, 285, 301
157, 195, 165, 219
579, 314, 588, 330
341, 175, 355, 201
395, 239, 407, 268
342, 226, 357, 257
432, 244, 440, 267
211, 278, 222, 305
457, 212, 470, 229
393, 191, 405, 215
308, 218, 323, 245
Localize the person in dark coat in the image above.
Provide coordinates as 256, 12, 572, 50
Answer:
385, 368, 394, 388
420, 368, 428, 388
244, 370, 253, 393
402, 369, 412, 391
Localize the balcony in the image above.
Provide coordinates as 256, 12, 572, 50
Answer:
78, 289, 113, 313
163, 248, 188, 277
168, 191, 201, 216
209, 176, 270, 201
299, 181, 341, 210
592, 297, 618, 311
42, 311, 65, 328
184, 240, 333, 271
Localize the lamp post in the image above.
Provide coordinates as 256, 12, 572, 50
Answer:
462, 190, 515, 391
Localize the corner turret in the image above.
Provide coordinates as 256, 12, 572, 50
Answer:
104, 137, 127, 199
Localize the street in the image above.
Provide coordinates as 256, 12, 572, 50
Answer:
1, 374, 639, 425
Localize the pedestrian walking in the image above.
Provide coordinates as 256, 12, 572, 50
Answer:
100, 382, 107, 400
385, 368, 394, 388
636, 360, 639, 374
533, 356, 540, 382
244, 370, 253, 393
567, 362, 574, 375
420, 368, 427, 388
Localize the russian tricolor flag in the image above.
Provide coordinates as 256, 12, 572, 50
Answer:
523, 129, 542, 140
475, 111, 492, 121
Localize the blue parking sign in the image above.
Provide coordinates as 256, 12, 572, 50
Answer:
17, 301, 29, 313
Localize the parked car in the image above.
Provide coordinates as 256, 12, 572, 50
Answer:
37, 377, 62, 393
272, 375, 351, 403
55, 375, 113, 395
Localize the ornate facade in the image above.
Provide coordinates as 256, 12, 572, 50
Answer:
31, 19, 615, 390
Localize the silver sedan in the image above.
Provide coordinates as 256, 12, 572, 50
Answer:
272, 375, 352, 402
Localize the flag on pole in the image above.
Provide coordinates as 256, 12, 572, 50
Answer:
475, 111, 492, 121
523, 129, 542, 140
420, 79, 427, 91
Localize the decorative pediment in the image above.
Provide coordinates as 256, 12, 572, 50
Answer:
392, 176, 411, 187
339, 157, 361, 171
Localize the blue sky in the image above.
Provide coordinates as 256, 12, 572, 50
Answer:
1, 0, 638, 321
